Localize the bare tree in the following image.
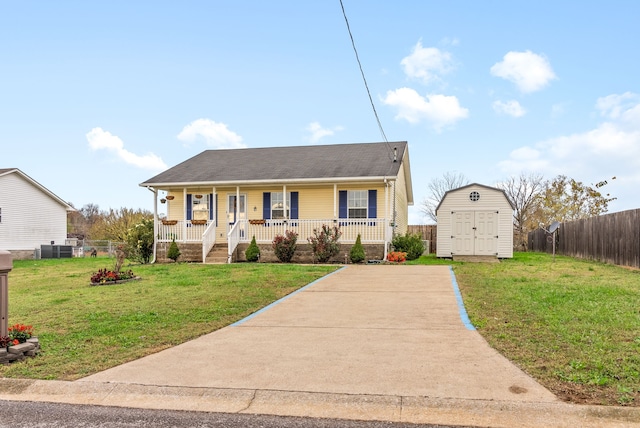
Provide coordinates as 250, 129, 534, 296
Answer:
420, 172, 469, 224
532, 175, 616, 225
496, 172, 545, 251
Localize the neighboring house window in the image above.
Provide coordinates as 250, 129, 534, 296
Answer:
339, 190, 377, 220
271, 192, 290, 219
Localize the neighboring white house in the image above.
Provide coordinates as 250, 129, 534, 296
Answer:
436, 183, 514, 259
0, 168, 74, 260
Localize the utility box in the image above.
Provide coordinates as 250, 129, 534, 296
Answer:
0, 250, 12, 337
40, 244, 73, 259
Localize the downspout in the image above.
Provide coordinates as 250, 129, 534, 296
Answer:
145, 186, 158, 264
384, 178, 389, 260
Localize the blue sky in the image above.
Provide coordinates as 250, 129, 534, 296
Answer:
2, 1, 639, 224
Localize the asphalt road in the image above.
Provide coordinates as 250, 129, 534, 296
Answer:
0, 400, 472, 428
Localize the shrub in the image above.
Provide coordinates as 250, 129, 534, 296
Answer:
391, 233, 425, 261
386, 251, 407, 263
272, 230, 298, 263
167, 239, 181, 262
125, 218, 154, 264
349, 234, 366, 263
0, 336, 12, 348
245, 236, 260, 262
308, 224, 342, 263
90, 268, 136, 284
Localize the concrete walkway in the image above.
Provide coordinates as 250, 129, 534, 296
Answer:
1, 265, 638, 427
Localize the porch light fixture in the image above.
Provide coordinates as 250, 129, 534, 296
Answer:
160, 198, 166, 204
253, 206, 257, 211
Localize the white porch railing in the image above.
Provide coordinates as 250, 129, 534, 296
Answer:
158, 221, 212, 242
202, 222, 217, 263
227, 221, 242, 263
244, 219, 387, 243
157, 219, 389, 245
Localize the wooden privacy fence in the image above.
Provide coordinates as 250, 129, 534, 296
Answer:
528, 209, 640, 269
406, 225, 437, 254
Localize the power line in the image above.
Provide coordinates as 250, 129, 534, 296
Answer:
339, 0, 394, 160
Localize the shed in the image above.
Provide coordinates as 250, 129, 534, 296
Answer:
436, 183, 514, 259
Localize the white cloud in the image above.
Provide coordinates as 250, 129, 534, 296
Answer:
400, 40, 454, 85
177, 119, 245, 149
382, 87, 469, 131
305, 122, 344, 144
490, 50, 556, 93
596, 92, 640, 125
492, 100, 526, 117
498, 94, 640, 211
86, 127, 167, 171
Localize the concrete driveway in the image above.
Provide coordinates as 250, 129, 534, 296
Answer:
82, 265, 552, 401
2, 265, 638, 427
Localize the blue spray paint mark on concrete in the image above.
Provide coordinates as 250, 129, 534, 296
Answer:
231, 266, 347, 327
449, 266, 476, 331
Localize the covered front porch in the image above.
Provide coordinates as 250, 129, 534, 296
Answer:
156, 218, 392, 263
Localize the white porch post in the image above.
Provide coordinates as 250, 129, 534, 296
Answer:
212, 186, 217, 227
236, 186, 240, 221
183, 187, 188, 243
152, 187, 158, 263
283, 184, 287, 221
333, 184, 337, 219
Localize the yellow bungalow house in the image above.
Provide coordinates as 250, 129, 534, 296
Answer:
139, 141, 413, 263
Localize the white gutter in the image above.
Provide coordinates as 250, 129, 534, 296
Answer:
139, 176, 397, 188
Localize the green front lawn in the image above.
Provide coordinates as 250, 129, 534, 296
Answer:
1, 258, 337, 380
413, 252, 640, 406
2, 253, 638, 406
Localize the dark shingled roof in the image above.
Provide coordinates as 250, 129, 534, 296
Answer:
140, 141, 408, 186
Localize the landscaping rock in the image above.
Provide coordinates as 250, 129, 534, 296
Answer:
1, 337, 41, 364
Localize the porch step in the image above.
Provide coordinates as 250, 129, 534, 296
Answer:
205, 244, 229, 264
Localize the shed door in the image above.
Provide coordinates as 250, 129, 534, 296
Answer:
452, 212, 474, 255
474, 211, 497, 255
452, 211, 497, 256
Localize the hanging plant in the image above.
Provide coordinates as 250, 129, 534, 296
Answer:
166, 195, 175, 200
194, 194, 203, 199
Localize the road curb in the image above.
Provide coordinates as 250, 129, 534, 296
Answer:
1, 379, 638, 427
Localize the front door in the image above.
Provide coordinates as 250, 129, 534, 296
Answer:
227, 194, 247, 238
452, 211, 497, 256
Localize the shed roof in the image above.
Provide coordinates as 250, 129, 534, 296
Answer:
140, 141, 408, 186
436, 183, 515, 211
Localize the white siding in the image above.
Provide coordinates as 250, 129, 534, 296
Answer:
0, 173, 68, 251
436, 184, 513, 258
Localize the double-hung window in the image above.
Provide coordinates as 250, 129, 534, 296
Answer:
271, 192, 290, 220
263, 192, 299, 221
338, 189, 377, 222
347, 190, 367, 219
